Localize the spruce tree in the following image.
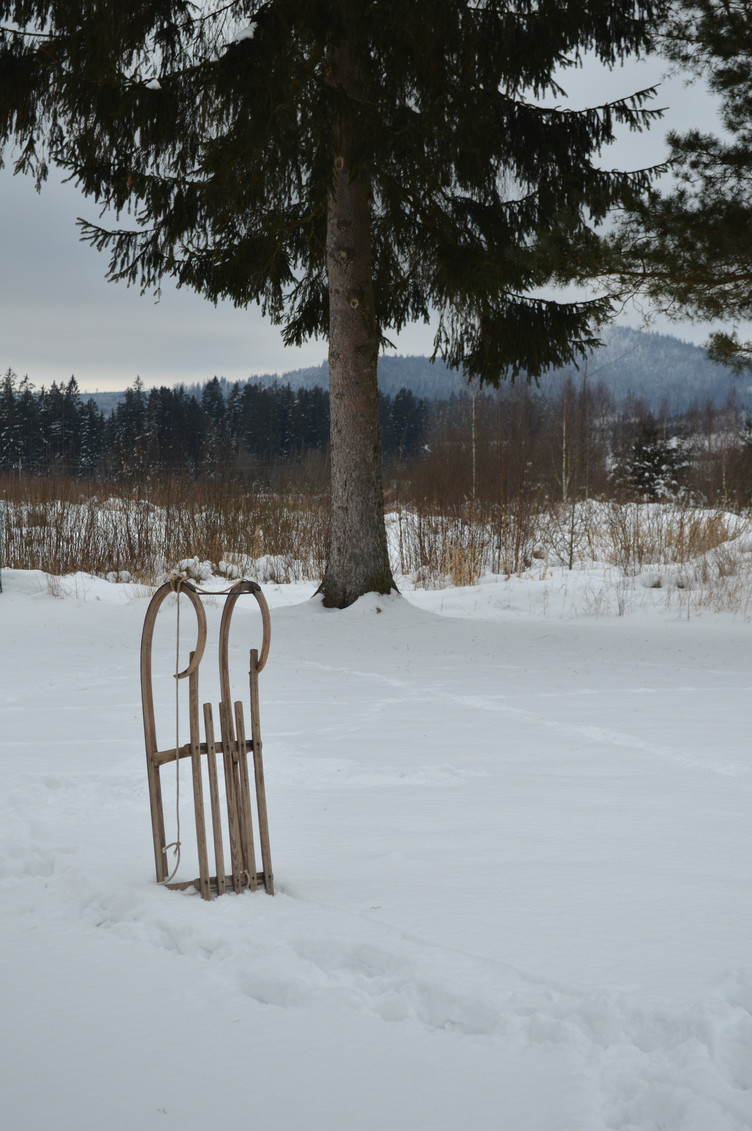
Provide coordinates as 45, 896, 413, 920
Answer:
0, 368, 22, 470
610, 0, 752, 373
1, 0, 662, 605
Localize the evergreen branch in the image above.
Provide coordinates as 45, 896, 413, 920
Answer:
0, 24, 55, 38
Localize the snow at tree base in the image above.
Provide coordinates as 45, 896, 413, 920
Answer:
2, 563, 751, 1130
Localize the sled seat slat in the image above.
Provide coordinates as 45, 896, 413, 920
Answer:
165, 872, 267, 893
151, 738, 253, 767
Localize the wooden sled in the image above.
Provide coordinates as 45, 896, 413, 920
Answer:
140, 578, 273, 900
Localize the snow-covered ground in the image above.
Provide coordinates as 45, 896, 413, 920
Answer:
1, 566, 751, 1130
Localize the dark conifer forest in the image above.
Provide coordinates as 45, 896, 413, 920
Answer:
0, 371, 428, 478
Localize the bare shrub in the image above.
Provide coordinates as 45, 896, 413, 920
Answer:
596, 501, 738, 574
672, 542, 752, 617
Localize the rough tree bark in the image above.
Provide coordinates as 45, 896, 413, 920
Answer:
318, 40, 396, 609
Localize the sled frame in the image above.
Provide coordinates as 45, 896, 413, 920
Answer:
140, 578, 274, 900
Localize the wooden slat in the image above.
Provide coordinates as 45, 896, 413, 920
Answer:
146, 758, 167, 883
253, 589, 272, 672
140, 582, 173, 882
152, 743, 192, 767
234, 702, 258, 891
218, 594, 238, 747
189, 652, 211, 901
151, 738, 246, 767
219, 701, 243, 894
165, 872, 265, 893
249, 647, 274, 894
203, 703, 226, 896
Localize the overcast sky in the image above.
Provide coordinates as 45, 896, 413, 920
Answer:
0, 51, 731, 394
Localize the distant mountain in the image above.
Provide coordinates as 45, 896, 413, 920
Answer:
248, 327, 752, 409
85, 326, 752, 415
567, 325, 752, 411
267, 355, 464, 399
85, 389, 129, 416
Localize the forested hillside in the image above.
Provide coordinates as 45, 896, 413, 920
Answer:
79, 327, 747, 416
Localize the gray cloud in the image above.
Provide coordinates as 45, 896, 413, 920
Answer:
0, 55, 739, 393
0, 169, 329, 390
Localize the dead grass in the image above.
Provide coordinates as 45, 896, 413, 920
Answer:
389, 500, 539, 588
0, 471, 328, 583
4, 470, 752, 616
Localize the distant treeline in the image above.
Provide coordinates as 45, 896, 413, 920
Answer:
0, 371, 428, 476
4, 367, 752, 507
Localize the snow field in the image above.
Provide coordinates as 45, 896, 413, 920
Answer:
1, 566, 751, 1129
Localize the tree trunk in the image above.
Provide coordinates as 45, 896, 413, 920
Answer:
318, 41, 396, 609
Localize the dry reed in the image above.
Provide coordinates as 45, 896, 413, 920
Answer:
0, 471, 328, 583
4, 468, 752, 617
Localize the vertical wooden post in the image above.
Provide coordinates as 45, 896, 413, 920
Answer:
219, 701, 243, 893
249, 647, 274, 894
234, 702, 258, 890
147, 759, 168, 883
189, 651, 211, 901
203, 703, 226, 895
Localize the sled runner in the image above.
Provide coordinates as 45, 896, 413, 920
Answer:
140, 578, 273, 900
